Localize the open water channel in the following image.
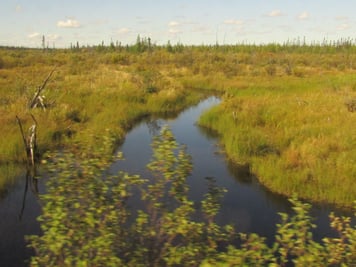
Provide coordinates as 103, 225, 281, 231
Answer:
0, 97, 353, 266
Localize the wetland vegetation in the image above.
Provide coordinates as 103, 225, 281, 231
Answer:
0, 40, 355, 266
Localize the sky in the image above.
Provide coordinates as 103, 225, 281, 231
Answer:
0, 0, 355, 48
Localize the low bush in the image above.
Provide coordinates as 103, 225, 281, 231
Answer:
28, 128, 356, 266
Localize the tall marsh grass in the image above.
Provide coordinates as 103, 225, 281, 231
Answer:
199, 75, 356, 207
1, 45, 355, 205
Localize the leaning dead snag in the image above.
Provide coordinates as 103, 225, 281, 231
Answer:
29, 67, 56, 110
16, 114, 38, 167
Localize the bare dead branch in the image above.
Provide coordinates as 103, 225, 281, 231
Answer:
28, 124, 37, 166
30, 113, 38, 126
29, 67, 56, 109
16, 114, 38, 166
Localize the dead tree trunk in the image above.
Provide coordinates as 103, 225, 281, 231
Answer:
29, 67, 56, 109
28, 121, 37, 166
16, 114, 38, 167
16, 115, 40, 220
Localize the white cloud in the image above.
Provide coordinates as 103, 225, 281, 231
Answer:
224, 19, 244, 25
337, 23, 351, 30
28, 32, 40, 39
298, 11, 309, 20
117, 28, 131, 34
168, 20, 183, 36
268, 10, 283, 17
169, 21, 180, 27
57, 19, 81, 28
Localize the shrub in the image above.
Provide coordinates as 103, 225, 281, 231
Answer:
28, 128, 234, 266
28, 128, 356, 266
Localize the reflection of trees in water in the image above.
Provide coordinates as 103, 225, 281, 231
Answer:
0, 163, 40, 220
196, 125, 220, 141
19, 167, 39, 220
146, 119, 163, 136
151, 111, 180, 121
261, 186, 292, 213
226, 157, 353, 217
226, 160, 253, 184
226, 159, 291, 212
196, 123, 292, 212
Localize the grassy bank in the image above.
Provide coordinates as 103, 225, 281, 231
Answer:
0, 48, 210, 163
199, 74, 356, 207
0, 48, 212, 193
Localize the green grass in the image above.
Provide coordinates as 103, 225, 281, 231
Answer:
1, 44, 355, 206
199, 74, 356, 207
0, 54, 205, 161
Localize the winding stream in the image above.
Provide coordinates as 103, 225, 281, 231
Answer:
110, 97, 353, 243
0, 96, 353, 266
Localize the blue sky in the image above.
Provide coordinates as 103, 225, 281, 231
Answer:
1, 0, 355, 48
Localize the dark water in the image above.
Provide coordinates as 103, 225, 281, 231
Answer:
0, 170, 45, 267
0, 97, 353, 266
110, 97, 354, 244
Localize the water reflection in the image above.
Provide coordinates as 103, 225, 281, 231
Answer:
226, 160, 253, 184
146, 119, 163, 136
112, 98, 291, 243
0, 164, 43, 267
0, 164, 24, 200
112, 97, 354, 247
195, 123, 220, 141
19, 168, 39, 221
1, 96, 352, 266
